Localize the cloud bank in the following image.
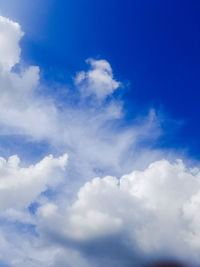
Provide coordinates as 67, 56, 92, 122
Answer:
37, 159, 200, 266
0, 15, 198, 267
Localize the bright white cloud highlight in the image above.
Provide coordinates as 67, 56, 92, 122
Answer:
75, 58, 121, 99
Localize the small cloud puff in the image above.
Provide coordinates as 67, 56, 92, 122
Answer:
75, 58, 121, 99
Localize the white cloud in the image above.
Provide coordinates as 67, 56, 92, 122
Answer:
0, 15, 163, 183
0, 153, 68, 211
36, 159, 200, 266
75, 58, 121, 99
0, 16, 23, 71
0, 16, 60, 141
0, 63, 62, 141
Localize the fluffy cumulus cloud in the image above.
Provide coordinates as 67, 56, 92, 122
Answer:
0, 14, 199, 267
36, 159, 200, 266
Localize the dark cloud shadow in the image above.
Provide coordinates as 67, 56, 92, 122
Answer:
144, 261, 195, 267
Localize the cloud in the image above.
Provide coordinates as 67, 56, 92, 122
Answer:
0, 14, 163, 183
0, 15, 63, 142
0, 14, 197, 267
36, 159, 200, 266
0, 153, 67, 211
0, 227, 90, 267
0, 62, 62, 141
74, 58, 121, 99
0, 16, 23, 72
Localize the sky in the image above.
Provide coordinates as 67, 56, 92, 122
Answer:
0, 1, 200, 266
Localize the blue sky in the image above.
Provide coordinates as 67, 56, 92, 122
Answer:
0, 1, 200, 267
2, 0, 200, 158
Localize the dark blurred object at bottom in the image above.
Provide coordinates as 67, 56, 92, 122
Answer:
146, 261, 192, 267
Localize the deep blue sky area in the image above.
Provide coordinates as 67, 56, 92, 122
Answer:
2, 0, 200, 158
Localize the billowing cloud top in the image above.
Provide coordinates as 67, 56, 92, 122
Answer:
37, 159, 200, 266
0, 14, 198, 267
